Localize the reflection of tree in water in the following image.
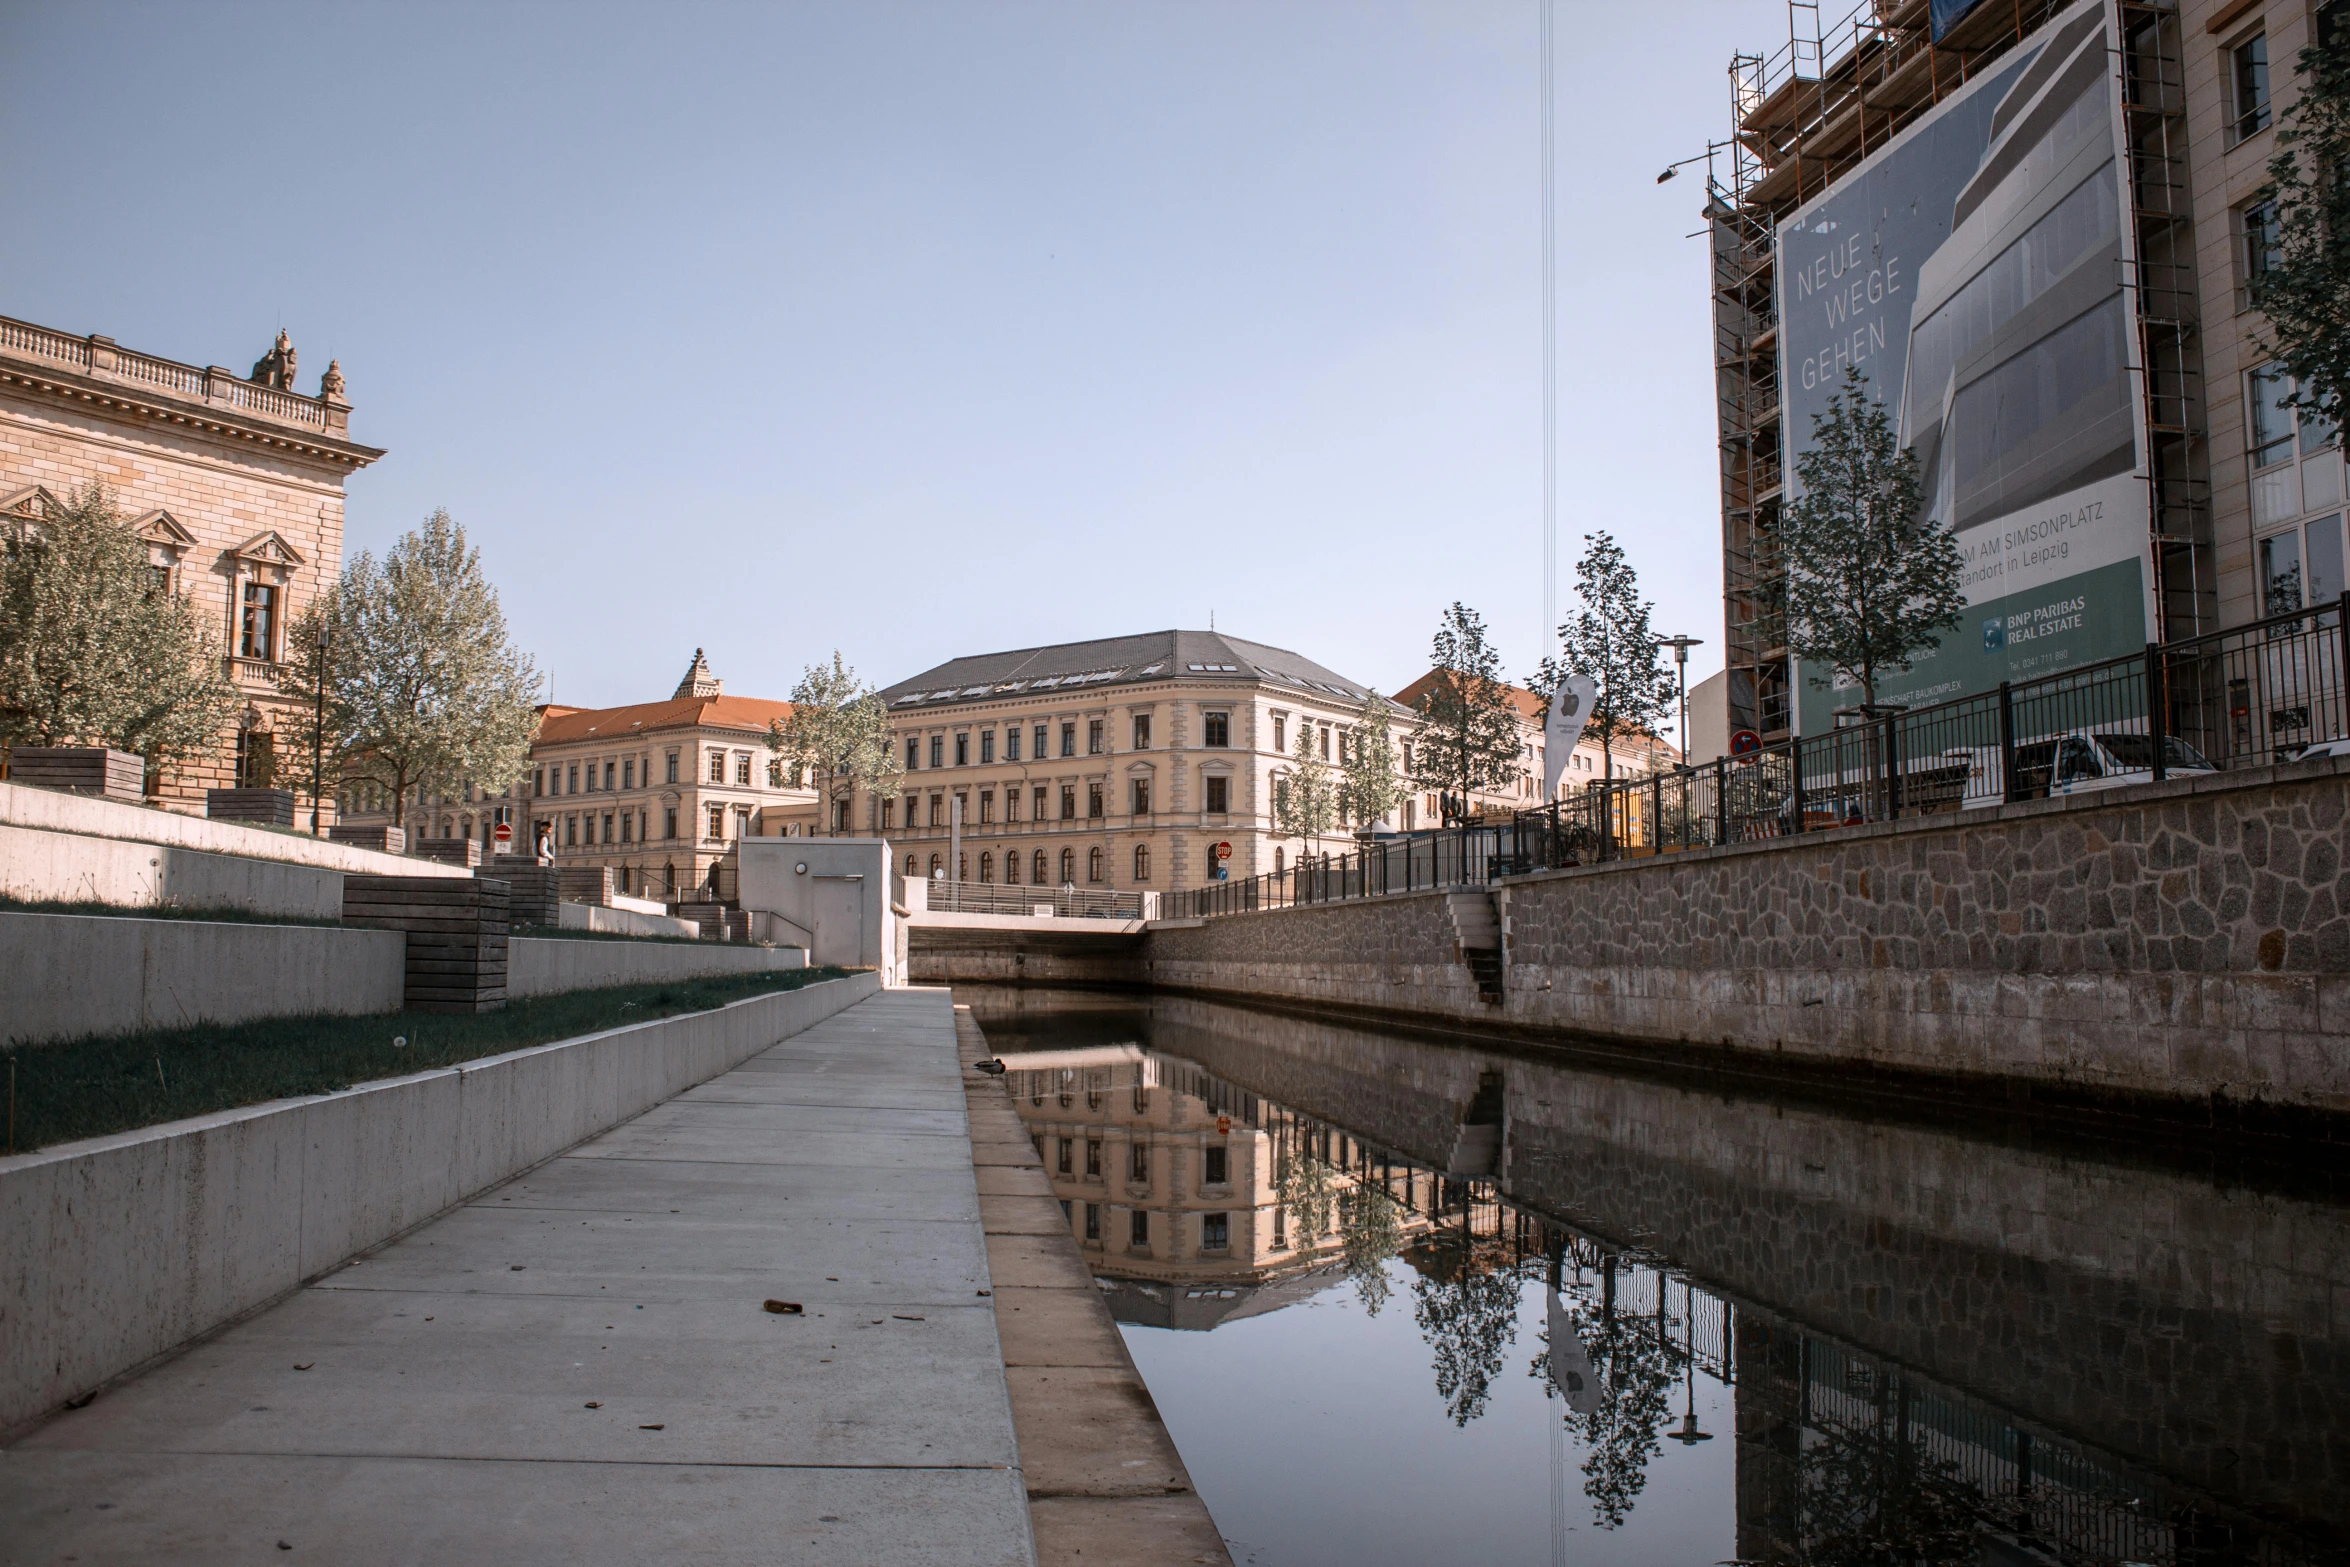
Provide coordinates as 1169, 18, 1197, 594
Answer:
1273, 1133, 1334, 1252
1409, 1223, 1523, 1427
1529, 1250, 1678, 1531
1793, 1419, 1980, 1567
1339, 1180, 1403, 1315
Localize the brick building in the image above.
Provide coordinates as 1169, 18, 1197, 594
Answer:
0, 316, 381, 813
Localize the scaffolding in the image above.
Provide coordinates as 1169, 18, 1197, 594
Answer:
1704, 0, 2202, 741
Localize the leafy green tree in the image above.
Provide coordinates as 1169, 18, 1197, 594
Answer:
1339, 690, 1406, 831
2258, 23, 2350, 425
1273, 718, 1340, 860
767, 652, 903, 834
278, 508, 542, 833
0, 482, 238, 772
1779, 367, 1966, 708
1411, 603, 1523, 822
1535, 531, 1674, 780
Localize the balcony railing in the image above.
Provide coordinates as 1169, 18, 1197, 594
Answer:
0, 316, 342, 434
908, 878, 1152, 922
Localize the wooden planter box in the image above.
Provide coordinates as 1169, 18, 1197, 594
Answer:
411, 837, 483, 869
488, 856, 559, 928
329, 824, 406, 855
343, 875, 510, 1012
9, 746, 144, 802
206, 788, 296, 827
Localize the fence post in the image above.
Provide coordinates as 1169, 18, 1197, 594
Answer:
1791, 738, 1806, 833
1715, 758, 1730, 845
1997, 681, 2017, 804
2146, 641, 2167, 783
2338, 591, 2350, 739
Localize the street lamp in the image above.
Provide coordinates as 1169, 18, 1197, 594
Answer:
308, 621, 332, 836
1658, 635, 1704, 762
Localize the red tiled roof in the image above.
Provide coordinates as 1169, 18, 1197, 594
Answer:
533, 694, 793, 746
1392, 670, 1673, 749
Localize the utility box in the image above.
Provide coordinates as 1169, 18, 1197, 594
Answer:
735, 838, 899, 981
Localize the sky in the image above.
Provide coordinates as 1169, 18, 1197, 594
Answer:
1, 0, 1770, 709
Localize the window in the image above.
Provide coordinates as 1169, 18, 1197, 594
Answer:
1129, 1142, 1149, 1181
1274, 845, 1285, 874
906, 853, 919, 875
980, 730, 995, 764
1057, 1138, 1072, 1174
930, 736, 944, 769
954, 733, 969, 767
566, 814, 578, 846
979, 789, 994, 824
1133, 714, 1151, 749
929, 852, 943, 876
2251, 363, 2297, 467
1319, 726, 1331, 761
1032, 785, 1048, 821
1060, 723, 1076, 757
533, 768, 544, 798
1032, 849, 1048, 883
233, 728, 275, 789
568, 764, 580, 794
1087, 782, 1104, 818
1005, 727, 1021, 762
603, 761, 615, 790
2231, 32, 2271, 141
1087, 846, 1105, 882
1203, 711, 1230, 747
622, 759, 635, 790
621, 812, 634, 844
1133, 843, 1150, 880
1272, 715, 1285, 751
1131, 778, 1150, 815
766, 760, 782, 787
1059, 846, 1076, 883
1204, 1146, 1228, 1185
602, 812, 615, 843
1004, 850, 1021, 884
1201, 1213, 1229, 1251
1084, 1202, 1100, 1241
906, 737, 920, 769
1402, 742, 1413, 773
1088, 719, 1104, 754
1060, 785, 1077, 820
1004, 788, 1020, 822
930, 794, 945, 827
832, 799, 849, 832
1205, 774, 1229, 814
238, 581, 277, 660
978, 851, 994, 882
703, 804, 722, 839
2241, 196, 2281, 309
700, 750, 718, 784
880, 797, 895, 830
1130, 1210, 1149, 1249
2262, 529, 2306, 615
664, 807, 678, 839
1033, 724, 1048, 758
1086, 1140, 1102, 1177
666, 752, 679, 784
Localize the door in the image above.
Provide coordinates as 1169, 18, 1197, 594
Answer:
812, 876, 864, 968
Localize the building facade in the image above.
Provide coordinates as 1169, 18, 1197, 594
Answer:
525, 650, 814, 897
0, 316, 382, 812
871, 630, 1409, 894
1389, 671, 1681, 825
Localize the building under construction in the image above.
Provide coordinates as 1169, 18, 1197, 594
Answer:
1707, 0, 2336, 744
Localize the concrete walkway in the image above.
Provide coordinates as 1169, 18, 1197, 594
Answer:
0, 988, 1036, 1566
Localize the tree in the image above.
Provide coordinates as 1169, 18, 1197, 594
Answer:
1535, 531, 1674, 781
0, 482, 238, 770
1339, 690, 1406, 832
1778, 367, 1966, 708
1273, 717, 1340, 860
2257, 23, 2350, 426
1338, 1179, 1404, 1317
767, 652, 903, 835
1409, 1227, 1524, 1427
277, 508, 542, 833
1410, 603, 1524, 822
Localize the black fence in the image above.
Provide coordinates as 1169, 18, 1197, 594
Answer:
1165, 598, 2348, 922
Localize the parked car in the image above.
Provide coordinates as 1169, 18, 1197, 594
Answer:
1995, 730, 2221, 800
2289, 736, 2350, 762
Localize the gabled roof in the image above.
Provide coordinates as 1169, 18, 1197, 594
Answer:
130, 508, 198, 547
0, 484, 62, 519
880, 629, 1405, 714
534, 694, 792, 746
225, 528, 307, 568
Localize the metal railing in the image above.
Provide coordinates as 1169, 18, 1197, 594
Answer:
917, 878, 1149, 921
1165, 598, 2349, 921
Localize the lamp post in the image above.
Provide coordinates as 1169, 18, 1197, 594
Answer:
1659, 635, 1704, 762
308, 621, 331, 835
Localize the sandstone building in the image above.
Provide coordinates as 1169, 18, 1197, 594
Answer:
1389, 671, 1681, 825
0, 316, 381, 813
873, 630, 1409, 895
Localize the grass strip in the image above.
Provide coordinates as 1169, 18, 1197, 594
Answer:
0, 968, 854, 1154
0, 895, 344, 928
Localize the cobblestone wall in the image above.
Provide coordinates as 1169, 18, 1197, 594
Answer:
1145, 757, 2350, 1117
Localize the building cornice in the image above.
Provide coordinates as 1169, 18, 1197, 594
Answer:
0, 318, 385, 472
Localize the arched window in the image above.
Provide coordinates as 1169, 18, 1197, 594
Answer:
1059, 847, 1075, 884
1133, 844, 1150, 881
905, 853, 919, 876
977, 852, 992, 883
928, 853, 943, 877
1004, 851, 1021, 885
1087, 847, 1105, 883
1274, 846, 1285, 874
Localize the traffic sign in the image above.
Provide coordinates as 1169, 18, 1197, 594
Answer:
1730, 729, 1762, 758
494, 822, 513, 845
1213, 841, 1232, 859
1216, 1114, 1230, 1137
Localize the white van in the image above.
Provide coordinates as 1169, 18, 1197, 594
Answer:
1948, 730, 2221, 804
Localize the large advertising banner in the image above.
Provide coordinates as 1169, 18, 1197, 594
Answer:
1777, 0, 2155, 734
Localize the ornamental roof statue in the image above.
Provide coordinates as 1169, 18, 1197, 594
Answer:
673, 648, 723, 699
250, 329, 297, 391
319, 359, 345, 400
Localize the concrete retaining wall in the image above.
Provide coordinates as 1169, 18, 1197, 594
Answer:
508, 933, 807, 997
0, 820, 351, 919
0, 912, 405, 1046
557, 900, 701, 940
0, 780, 465, 881
1141, 756, 2350, 1121
0, 970, 881, 1432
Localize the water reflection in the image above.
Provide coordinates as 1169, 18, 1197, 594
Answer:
969, 986, 2345, 1567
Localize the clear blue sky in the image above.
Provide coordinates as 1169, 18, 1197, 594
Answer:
2, 0, 1766, 708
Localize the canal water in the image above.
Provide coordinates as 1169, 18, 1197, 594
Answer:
961, 986, 2347, 1567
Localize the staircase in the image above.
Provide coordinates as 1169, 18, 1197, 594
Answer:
1443, 890, 1506, 1005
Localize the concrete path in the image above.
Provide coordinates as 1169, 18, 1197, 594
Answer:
0, 988, 1036, 1566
